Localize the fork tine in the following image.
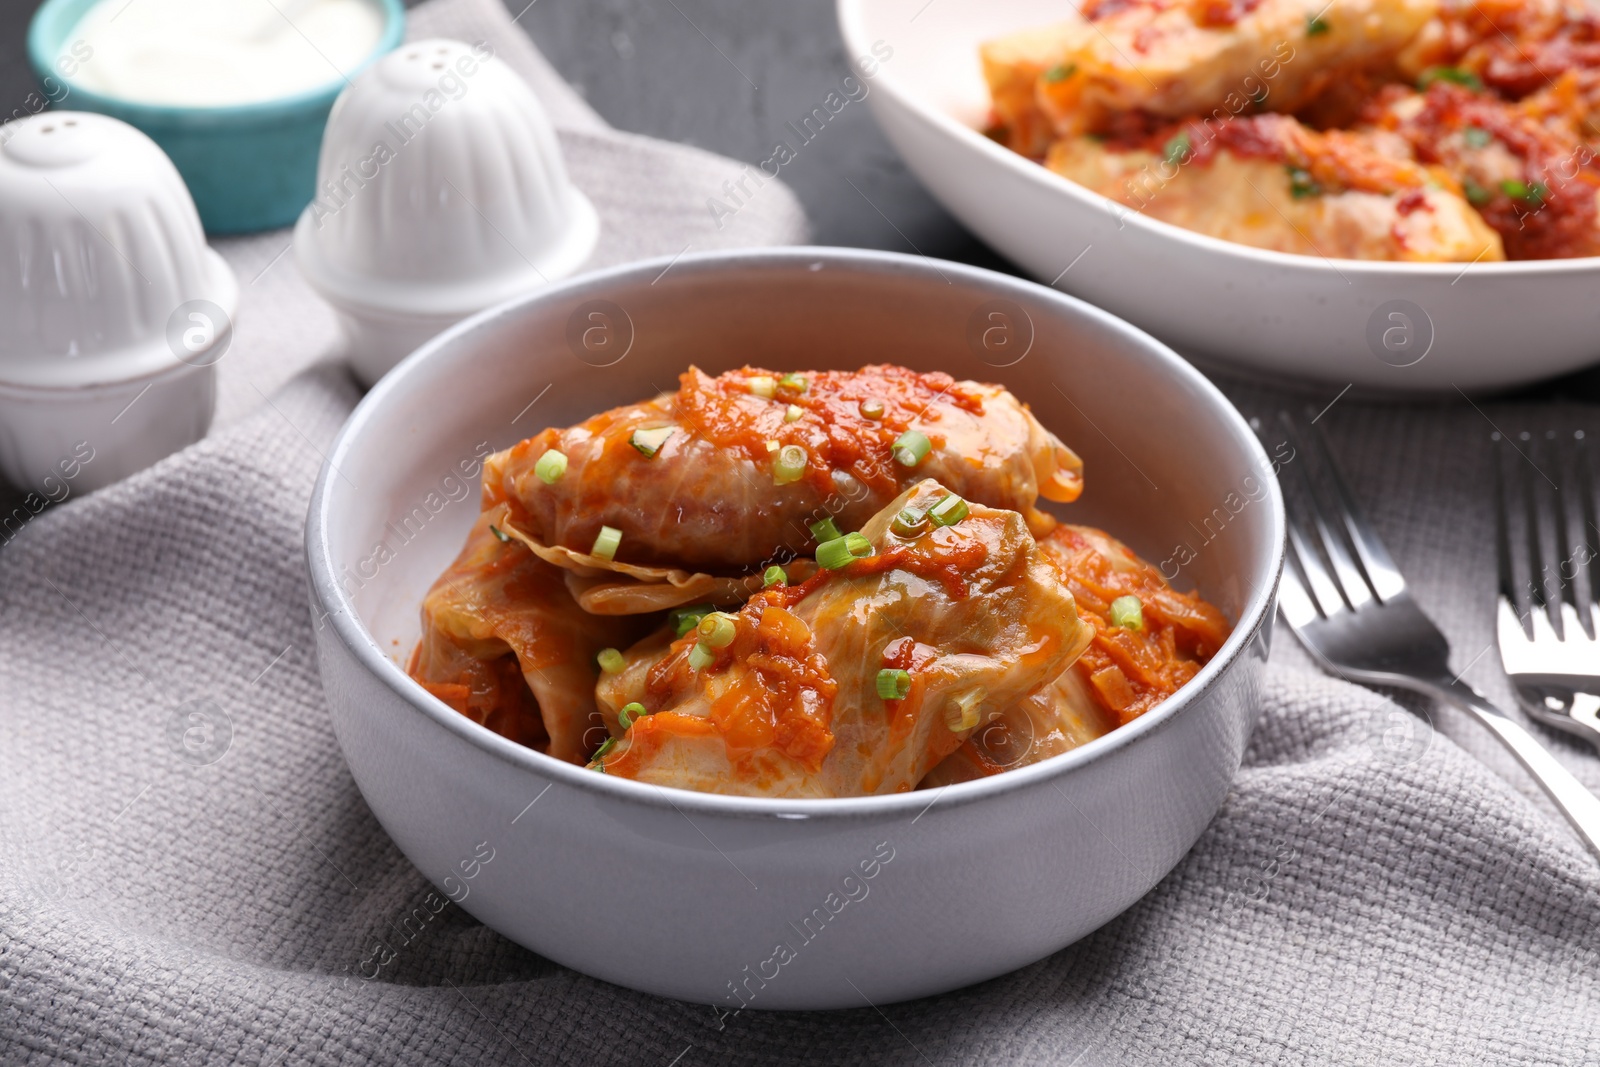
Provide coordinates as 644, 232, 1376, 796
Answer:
1519, 432, 1553, 627
1284, 503, 1344, 619
1492, 433, 1531, 639
1578, 431, 1600, 638
1290, 412, 1386, 611
1270, 415, 1354, 618
1545, 432, 1580, 638
1275, 541, 1322, 628
1296, 413, 1406, 603
1250, 415, 1341, 619
1549, 433, 1573, 584
1484, 435, 1536, 652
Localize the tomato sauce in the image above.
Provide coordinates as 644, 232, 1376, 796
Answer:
1192, 0, 1264, 28
1043, 527, 1230, 725
832, 536, 989, 601
1082, 0, 1263, 28
642, 601, 838, 771
1107, 112, 1437, 199
1418, 0, 1600, 100
1368, 82, 1600, 259
674, 364, 987, 498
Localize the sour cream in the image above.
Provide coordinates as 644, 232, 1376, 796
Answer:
63, 0, 386, 107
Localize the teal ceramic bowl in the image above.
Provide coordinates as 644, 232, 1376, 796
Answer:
27, 0, 404, 234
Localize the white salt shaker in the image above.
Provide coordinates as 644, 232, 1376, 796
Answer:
294, 39, 600, 386
0, 111, 238, 495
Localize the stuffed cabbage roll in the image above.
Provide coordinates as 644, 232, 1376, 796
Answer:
983, 0, 1437, 141
483, 365, 1083, 575
1047, 112, 1503, 261
1041, 524, 1232, 715
408, 510, 643, 763
922, 524, 1232, 787
589, 481, 1094, 797
1358, 81, 1600, 259
982, 19, 1087, 157
1398, 0, 1600, 100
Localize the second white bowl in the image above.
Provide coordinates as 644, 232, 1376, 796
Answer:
838, 0, 1600, 394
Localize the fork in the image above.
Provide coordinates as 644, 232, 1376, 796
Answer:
1494, 429, 1600, 752
1266, 411, 1600, 862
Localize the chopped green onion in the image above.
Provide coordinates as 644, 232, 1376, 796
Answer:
1287, 166, 1321, 199
858, 398, 885, 420
763, 565, 787, 587
1043, 62, 1076, 83
1463, 177, 1491, 205
535, 449, 568, 484
810, 517, 843, 543
1162, 131, 1191, 166
891, 507, 929, 539
748, 375, 776, 398
772, 444, 808, 485
946, 687, 986, 733
779, 373, 808, 393
597, 647, 625, 674
816, 536, 856, 570
489, 524, 510, 543
687, 642, 716, 670
618, 702, 646, 729
591, 525, 622, 561
1418, 66, 1482, 91
669, 603, 713, 638
766, 439, 780, 452
876, 668, 911, 700
1463, 125, 1492, 148
1109, 594, 1145, 631
592, 737, 617, 763
844, 531, 873, 558
927, 494, 969, 528
697, 611, 739, 648
785, 404, 803, 422
1501, 178, 1547, 204
893, 430, 931, 468
629, 426, 674, 457
1305, 14, 1330, 35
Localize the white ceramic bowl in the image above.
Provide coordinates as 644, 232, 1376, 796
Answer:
306, 248, 1284, 1009
837, 0, 1600, 394
295, 38, 599, 387
0, 110, 236, 492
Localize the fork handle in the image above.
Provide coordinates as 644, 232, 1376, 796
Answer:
1438, 679, 1600, 862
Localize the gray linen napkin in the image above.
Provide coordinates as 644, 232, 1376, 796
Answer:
4, 2, 1600, 1064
